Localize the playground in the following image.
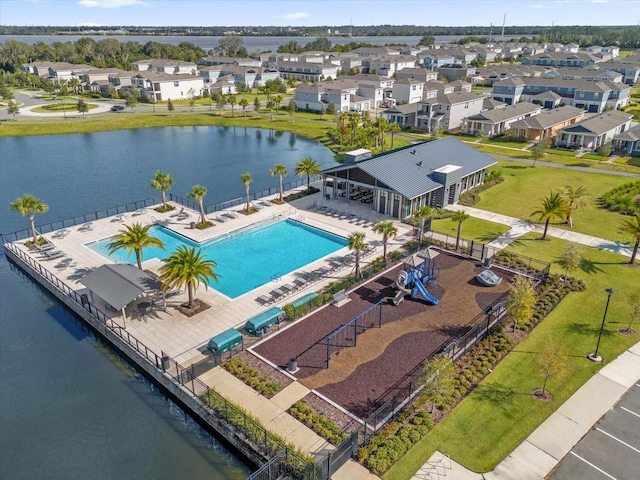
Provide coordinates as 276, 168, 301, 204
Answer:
252, 249, 514, 419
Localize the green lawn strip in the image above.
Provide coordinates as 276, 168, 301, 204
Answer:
481, 139, 530, 149
384, 238, 639, 479
581, 153, 606, 161
31, 103, 100, 112
476, 160, 632, 242
548, 148, 579, 157
431, 217, 510, 243
615, 156, 640, 168
473, 144, 532, 159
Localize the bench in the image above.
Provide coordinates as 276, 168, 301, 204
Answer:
332, 289, 351, 308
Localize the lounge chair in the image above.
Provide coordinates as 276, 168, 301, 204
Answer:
259, 199, 273, 207
35, 243, 56, 252
132, 207, 146, 216
224, 210, 239, 219
256, 295, 272, 305
250, 201, 263, 211
292, 278, 308, 289
43, 250, 65, 261
281, 283, 295, 295
213, 214, 227, 223
77, 222, 94, 232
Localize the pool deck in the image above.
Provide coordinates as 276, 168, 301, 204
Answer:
12, 184, 412, 366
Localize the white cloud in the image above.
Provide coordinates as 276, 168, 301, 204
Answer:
279, 11, 310, 20
529, 3, 545, 8
78, 0, 149, 8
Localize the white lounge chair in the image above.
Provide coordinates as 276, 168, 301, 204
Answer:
224, 210, 239, 219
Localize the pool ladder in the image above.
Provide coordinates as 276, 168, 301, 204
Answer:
271, 272, 281, 282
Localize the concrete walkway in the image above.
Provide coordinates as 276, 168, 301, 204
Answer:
411, 341, 640, 480
446, 204, 634, 259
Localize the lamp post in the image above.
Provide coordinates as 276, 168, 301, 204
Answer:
588, 288, 616, 363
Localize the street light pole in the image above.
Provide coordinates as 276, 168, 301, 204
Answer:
588, 288, 616, 362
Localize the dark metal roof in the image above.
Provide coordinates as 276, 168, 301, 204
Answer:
79, 264, 162, 311
322, 137, 497, 200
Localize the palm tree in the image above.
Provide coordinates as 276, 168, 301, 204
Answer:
269, 163, 287, 202
159, 246, 218, 309
9, 194, 49, 243
67, 77, 81, 95
108, 222, 165, 270
619, 213, 640, 265
450, 210, 471, 250
413, 205, 435, 247
227, 94, 237, 117
187, 185, 207, 224
347, 114, 359, 147
348, 231, 368, 278
387, 123, 401, 149
374, 117, 389, 152
294, 157, 321, 190
241, 172, 252, 213
273, 94, 283, 112
150, 170, 174, 209
266, 99, 275, 120
373, 221, 397, 263
531, 191, 569, 240
239, 97, 249, 118
562, 185, 589, 228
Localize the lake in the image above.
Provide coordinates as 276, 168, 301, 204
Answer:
0, 126, 337, 479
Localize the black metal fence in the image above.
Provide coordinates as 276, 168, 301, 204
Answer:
2, 242, 318, 479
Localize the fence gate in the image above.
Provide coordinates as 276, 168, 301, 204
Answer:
469, 241, 485, 261
325, 433, 358, 479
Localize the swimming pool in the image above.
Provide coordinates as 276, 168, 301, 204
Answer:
88, 219, 348, 299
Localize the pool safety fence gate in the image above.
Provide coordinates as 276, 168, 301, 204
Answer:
2, 242, 318, 480
325, 300, 383, 368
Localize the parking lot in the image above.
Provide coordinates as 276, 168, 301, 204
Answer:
548, 381, 640, 480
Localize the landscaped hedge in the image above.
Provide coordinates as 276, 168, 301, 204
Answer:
601, 180, 640, 215
289, 401, 348, 445
457, 172, 504, 206
223, 358, 282, 397
283, 186, 320, 202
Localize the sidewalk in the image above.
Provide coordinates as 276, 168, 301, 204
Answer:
446, 205, 634, 258
411, 341, 640, 480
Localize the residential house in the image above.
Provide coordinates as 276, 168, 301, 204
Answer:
613, 124, 640, 156
542, 66, 624, 83
320, 137, 497, 217
507, 105, 587, 141
521, 52, 598, 67
395, 68, 438, 83
199, 65, 279, 89
598, 59, 640, 85
473, 65, 545, 86
415, 91, 485, 133
207, 75, 237, 95
391, 78, 424, 104
461, 102, 542, 137
416, 52, 456, 70
131, 59, 198, 75
350, 47, 402, 57
199, 56, 262, 67
382, 103, 420, 129
131, 72, 205, 101
275, 62, 339, 82
368, 55, 417, 77
554, 110, 633, 150
438, 64, 477, 82
78, 68, 126, 92
293, 80, 371, 112
448, 80, 473, 92
491, 78, 527, 105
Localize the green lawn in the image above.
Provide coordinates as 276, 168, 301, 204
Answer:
431, 217, 510, 243
476, 160, 633, 242
481, 139, 529, 149
384, 236, 639, 478
473, 144, 532, 159
31, 102, 99, 113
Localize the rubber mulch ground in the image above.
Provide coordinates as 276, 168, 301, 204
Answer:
253, 250, 513, 419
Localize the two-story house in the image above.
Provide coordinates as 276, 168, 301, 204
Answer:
395, 68, 438, 83
415, 91, 485, 133
275, 62, 339, 82
521, 52, 598, 68
131, 59, 198, 75
131, 72, 204, 101
438, 64, 477, 82
391, 78, 424, 104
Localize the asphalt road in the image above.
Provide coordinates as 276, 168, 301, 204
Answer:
548, 380, 640, 480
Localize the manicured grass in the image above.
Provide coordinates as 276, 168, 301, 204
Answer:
431, 217, 510, 243
548, 148, 578, 157
384, 237, 639, 478
481, 139, 529, 149
473, 144, 532, 159
475, 160, 633, 242
32, 102, 99, 112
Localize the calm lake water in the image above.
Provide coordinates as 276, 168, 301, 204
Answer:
0, 127, 336, 479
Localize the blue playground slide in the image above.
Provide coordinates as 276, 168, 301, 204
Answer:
412, 280, 439, 305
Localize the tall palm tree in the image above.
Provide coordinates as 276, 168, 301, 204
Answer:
273, 94, 283, 112
562, 185, 589, 228
187, 185, 207, 224
239, 97, 249, 118
227, 94, 237, 117
269, 163, 287, 202
9, 194, 49, 243
373, 221, 397, 263
159, 246, 218, 309
413, 205, 435, 247
108, 222, 165, 270
388, 123, 401, 149
348, 231, 368, 278
619, 213, 640, 265
374, 117, 389, 152
150, 170, 174, 209
294, 157, 321, 190
266, 100, 275, 120
450, 210, 471, 250
241, 172, 252, 213
347, 114, 359, 147
531, 191, 569, 240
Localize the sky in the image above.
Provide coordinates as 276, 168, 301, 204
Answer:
1, 0, 638, 27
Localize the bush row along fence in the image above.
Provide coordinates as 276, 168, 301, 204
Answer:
2, 242, 319, 480
2, 176, 322, 243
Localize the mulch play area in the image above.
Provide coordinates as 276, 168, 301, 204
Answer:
253, 249, 514, 419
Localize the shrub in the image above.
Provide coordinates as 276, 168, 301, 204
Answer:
223, 358, 282, 397
289, 401, 347, 445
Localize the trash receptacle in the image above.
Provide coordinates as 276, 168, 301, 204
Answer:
190, 221, 196, 229
326, 194, 330, 200
484, 257, 491, 268
288, 358, 298, 372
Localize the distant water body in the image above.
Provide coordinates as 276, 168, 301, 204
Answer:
0, 34, 520, 51
0, 127, 336, 479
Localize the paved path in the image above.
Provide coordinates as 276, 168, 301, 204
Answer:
446, 204, 634, 259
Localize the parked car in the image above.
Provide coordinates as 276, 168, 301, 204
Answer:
110, 105, 125, 112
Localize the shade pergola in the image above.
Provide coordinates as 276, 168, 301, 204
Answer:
79, 264, 162, 327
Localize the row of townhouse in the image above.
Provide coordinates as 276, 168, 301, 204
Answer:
491, 77, 631, 112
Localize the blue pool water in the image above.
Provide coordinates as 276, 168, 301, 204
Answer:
89, 219, 347, 298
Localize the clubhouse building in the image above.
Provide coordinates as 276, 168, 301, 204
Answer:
321, 137, 497, 220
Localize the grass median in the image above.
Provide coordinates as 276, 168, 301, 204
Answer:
384, 234, 639, 478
